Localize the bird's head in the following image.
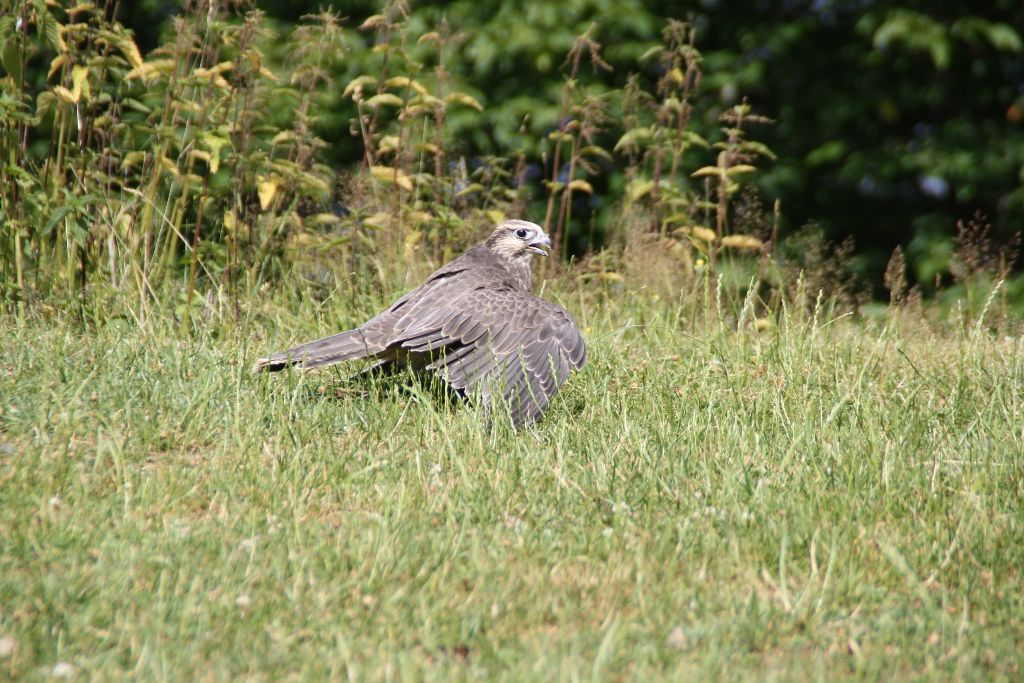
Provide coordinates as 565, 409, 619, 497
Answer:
485, 220, 552, 262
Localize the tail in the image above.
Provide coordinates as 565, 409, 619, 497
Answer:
252, 328, 387, 373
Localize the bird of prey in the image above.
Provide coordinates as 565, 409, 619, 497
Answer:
253, 220, 587, 427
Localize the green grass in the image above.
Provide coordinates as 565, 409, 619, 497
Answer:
1, 282, 1022, 681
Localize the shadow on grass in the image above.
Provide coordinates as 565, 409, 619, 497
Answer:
296, 362, 467, 418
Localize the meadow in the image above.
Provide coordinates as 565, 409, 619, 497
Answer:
1, 2, 1023, 680
2, 277, 1023, 680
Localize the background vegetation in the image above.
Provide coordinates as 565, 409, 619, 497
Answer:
2, 0, 1023, 312
125, 0, 1024, 286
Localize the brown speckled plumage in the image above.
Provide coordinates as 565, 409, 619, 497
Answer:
253, 220, 587, 427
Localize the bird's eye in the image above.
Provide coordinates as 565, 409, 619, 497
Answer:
515, 228, 529, 239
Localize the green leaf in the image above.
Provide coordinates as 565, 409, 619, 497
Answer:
385, 76, 428, 95
614, 127, 652, 153
580, 145, 613, 162
444, 92, 484, 111
343, 75, 378, 98
44, 206, 73, 236
364, 93, 404, 108
40, 7, 67, 53
980, 23, 1022, 52
737, 140, 777, 161
2, 37, 23, 85
806, 140, 846, 166
567, 179, 593, 194
455, 183, 485, 197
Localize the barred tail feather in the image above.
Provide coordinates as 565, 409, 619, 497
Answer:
251, 329, 384, 373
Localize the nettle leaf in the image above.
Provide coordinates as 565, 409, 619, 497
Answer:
363, 211, 392, 229
690, 166, 724, 178
720, 234, 764, 250
180, 173, 204, 188
873, 10, 951, 70
125, 59, 176, 84
627, 179, 654, 200
580, 145, 613, 162
52, 86, 76, 104
46, 55, 65, 81
0, 14, 14, 42
257, 175, 279, 210
377, 135, 400, 154
639, 45, 664, 62
726, 164, 758, 176
980, 22, 1022, 52
44, 206, 73, 236
70, 65, 90, 102
369, 165, 413, 191
567, 179, 593, 194
614, 127, 652, 152
340, 74, 376, 98
297, 173, 330, 196
270, 130, 296, 145
2, 39, 24, 84
677, 225, 716, 243
385, 76, 428, 95
122, 97, 151, 114
667, 130, 709, 149
444, 92, 483, 111
40, 8, 66, 53
100, 28, 144, 70
36, 91, 57, 116
406, 210, 433, 224
120, 151, 148, 169
190, 150, 211, 165
737, 140, 776, 160
408, 93, 443, 108
359, 14, 385, 30
193, 61, 236, 89
307, 213, 342, 228
455, 183, 485, 198
364, 93, 404, 108
666, 68, 686, 86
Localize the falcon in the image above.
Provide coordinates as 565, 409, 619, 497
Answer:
253, 220, 587, 427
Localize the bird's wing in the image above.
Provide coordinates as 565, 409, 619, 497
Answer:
251, 255, 501, 372
393, 287, 587, 426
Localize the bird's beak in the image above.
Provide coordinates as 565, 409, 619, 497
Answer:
528, 234, 552, 256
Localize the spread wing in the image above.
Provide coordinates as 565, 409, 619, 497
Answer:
251, 250, 507, 372
392, 287, 587, 427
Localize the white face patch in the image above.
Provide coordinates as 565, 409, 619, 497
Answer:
486, 220, 549, 260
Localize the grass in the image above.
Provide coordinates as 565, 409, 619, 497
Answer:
1, 278, 1022, 681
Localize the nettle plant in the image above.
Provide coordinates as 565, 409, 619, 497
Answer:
337, 0, 507, 266
0, 1, 342, 320
539, 24, 612, 260
1, 1, 780, 322
614, 20, 775, 296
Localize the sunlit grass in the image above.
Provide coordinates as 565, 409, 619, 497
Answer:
1, 282, 1021, 680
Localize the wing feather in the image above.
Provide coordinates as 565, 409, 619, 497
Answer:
398, 288, 585, 426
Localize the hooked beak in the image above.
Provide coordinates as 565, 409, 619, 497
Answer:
527, 234, 552, 256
